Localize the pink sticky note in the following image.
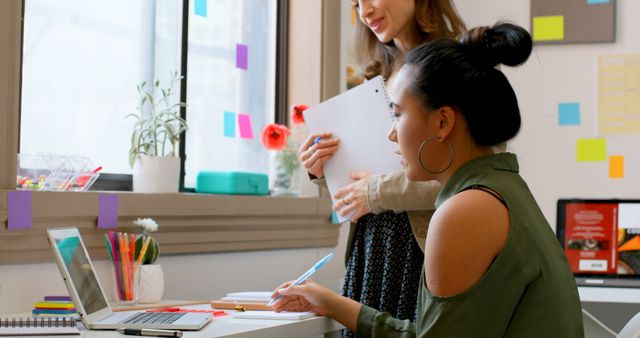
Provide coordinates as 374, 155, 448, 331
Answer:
98, 194, 118, 229
7, 191, 32, 230
238, 114, 254, 139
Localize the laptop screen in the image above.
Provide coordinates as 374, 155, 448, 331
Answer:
557, 199, 640, 286
50, 229, 109, 315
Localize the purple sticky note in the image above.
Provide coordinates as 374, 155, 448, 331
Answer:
236, 44, 248, 70
98, 194, 118, 229
7, 190, 32, 230
238, 113, 254, 139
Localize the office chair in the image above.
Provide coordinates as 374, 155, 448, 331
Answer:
583, 308, 617, 338
618, 312, 640, 338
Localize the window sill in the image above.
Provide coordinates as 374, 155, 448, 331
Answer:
0, 190, 337, 263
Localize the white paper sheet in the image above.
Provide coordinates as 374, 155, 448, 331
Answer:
231, 311, 315, 320
303, 76, 402, 223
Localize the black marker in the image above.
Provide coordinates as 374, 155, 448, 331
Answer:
117, 328, 183, 337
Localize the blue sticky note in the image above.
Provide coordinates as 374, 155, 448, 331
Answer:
587, 0, 609, 4
97, 194, 118, 229
558, 102, 581, 126
224, 111, 236, 137
194, 0, 207, 17
7, 190, 32, 230
331, 211, 341, 224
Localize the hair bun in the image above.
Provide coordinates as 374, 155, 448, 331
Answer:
462, 22, 532, 68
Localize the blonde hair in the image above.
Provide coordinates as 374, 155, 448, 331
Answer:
354, 0, 466, 80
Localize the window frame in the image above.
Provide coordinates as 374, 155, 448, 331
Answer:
1, 0, 341, 263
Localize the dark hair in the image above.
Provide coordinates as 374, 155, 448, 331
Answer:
403, 22, 533, 146
354, 0, 467, 80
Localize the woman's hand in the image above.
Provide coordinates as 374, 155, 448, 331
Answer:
270, 280, 338, 317
333, 172, 372, 222
299, 133, 340, 179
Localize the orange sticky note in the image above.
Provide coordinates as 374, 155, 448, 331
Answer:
351, 7, 357, 26
609, 155, 624, 178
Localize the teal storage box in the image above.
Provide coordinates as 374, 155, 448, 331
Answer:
196, 171, 268, 195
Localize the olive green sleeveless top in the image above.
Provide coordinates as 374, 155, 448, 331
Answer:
357, 153, 584, 338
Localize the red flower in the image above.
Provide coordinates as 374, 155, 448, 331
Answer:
261, 124, 291, 151
291, 104, 309, 125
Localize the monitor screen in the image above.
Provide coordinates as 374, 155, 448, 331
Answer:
557, 199, 640, 287
50, 229, 109, 315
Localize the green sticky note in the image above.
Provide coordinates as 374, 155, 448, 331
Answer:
533, 16, 565, 41
577, 139, 607, 162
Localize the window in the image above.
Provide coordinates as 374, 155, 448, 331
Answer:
20, 0, 282, 189
184, 0, 277, 188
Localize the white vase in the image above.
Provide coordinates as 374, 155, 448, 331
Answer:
132, 155, 179, 193
138, 264, 164, 304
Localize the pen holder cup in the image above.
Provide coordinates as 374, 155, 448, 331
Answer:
111, 263, 139, 305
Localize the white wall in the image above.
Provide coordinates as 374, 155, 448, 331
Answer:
0, 223, 350, 313
453, 0, 640, 227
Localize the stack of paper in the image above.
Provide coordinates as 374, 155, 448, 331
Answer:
221, 292, 272, 304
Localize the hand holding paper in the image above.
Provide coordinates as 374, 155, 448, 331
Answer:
332, 172, 372, 222
303, 76, 401, 223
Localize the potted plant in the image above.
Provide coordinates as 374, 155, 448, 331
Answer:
127, 72, 187, 193
133, 217, 163, 304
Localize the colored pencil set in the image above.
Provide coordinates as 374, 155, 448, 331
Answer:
103, 231, 151, 302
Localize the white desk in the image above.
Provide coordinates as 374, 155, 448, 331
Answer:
3, 305, 344, 338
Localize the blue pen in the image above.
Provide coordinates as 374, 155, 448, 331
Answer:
313, 136, 323, 145
268, 253, 334, 306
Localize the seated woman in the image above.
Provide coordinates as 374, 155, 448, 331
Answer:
271, 22, 584, 337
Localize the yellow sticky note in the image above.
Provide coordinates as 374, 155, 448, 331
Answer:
609, 156, 624, 178
533, 16, 565, 41
576, 138, 607, 162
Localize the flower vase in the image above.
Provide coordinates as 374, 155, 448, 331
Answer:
271, 148, 301, 196
138, 264, 164, 304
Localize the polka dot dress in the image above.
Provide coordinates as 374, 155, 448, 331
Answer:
341, 211, 424, 338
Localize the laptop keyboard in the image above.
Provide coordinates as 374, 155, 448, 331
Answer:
122, 312, 186, 324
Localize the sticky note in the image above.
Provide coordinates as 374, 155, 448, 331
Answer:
7, 190, 32, 230
587, 0, 609, 4
609, 156, 624, 178
238, 114, 254, 139
576, 138, 607, 162
533, 16, 565, 41
194, 0, 207, 17
98, 194, 118, 229
331, 211, 341, 224
224, 111, 236, 137
351, 7, 357, 26
558, 102, 581, 126
236, 44, 248, 70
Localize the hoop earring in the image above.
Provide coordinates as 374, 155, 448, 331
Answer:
418, 137, 455, 175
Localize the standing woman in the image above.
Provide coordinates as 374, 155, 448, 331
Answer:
299, 1, 466, 335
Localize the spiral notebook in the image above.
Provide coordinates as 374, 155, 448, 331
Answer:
303, 76, 402, 223
0, 317, 80, 336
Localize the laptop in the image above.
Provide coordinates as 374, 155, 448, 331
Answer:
556, 199, 640, 288
46, 227, 211, 330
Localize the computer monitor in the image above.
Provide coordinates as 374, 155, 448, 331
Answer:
557, 199, 640, 287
